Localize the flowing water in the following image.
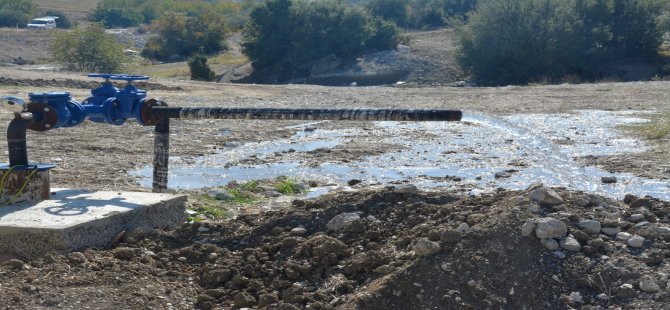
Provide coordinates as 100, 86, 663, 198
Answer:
131, 110, 670, 201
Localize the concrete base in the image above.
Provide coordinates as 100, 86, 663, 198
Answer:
0, 189, 187, 260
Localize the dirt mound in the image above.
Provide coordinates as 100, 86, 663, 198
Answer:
0, 77, 183, 91
1, 186, 670, 309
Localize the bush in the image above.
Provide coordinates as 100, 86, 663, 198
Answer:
458, 0, 665, 85
141, 12, 227, 61
42, 9, 73, 29
242, 0, 400, 77
0, 0, 34, 15
188, 55, 216, 81
89, 1, 143, 28
52, 23, 126, 72
0, 9, 29, 27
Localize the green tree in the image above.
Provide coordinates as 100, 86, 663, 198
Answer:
242, 0, 400, 78
367, 0, 410, 27
141, 12, 227, 61
458, 0, 665, 85
52, 23, 126, 72
0, 0, 35, 14
43, 9, 73, 29
0, 0, 34, 27
89, 0, 143, 28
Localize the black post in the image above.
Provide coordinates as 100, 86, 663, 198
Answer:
7, 113, 31, 166
152, 117, 170, 193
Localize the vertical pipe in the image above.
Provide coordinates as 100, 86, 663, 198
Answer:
7, 113, 31, 166
152, 117, 170, 193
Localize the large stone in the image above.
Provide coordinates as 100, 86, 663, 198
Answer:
560, 237, 582, 252
541, 238, 559, 250
578, 220, 601, 234
639, 276, 661, 293
326, 212, 360, 231
535, 218, 567, 239
0, 189, 186, 260
413, 238, 441, 256
521, 220, 536, 237
529, 188, 564, 205
627, 235, 645, 248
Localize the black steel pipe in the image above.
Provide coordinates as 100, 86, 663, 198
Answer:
150, 106, 463, 193
153, 117, 170, 193
152, 107, 462, 122
7, 113, 31, 166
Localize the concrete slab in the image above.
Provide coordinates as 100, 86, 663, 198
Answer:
0, 189, 187, 259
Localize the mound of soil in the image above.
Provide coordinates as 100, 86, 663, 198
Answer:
2, 185, 670, 309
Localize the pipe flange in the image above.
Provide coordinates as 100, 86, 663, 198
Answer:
27, 102, 58, 131
139, 98, 166, 126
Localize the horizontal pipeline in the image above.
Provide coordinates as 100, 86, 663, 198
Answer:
151, 107, 462, 122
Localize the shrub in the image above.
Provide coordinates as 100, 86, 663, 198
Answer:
0, 0, 34, 14
188, 55, 216, 81
0, 9, 29, 27
88, 2, 144, 28
141, 12, 227, 61
42, 9, 73, 29
52, 23, 126, 72
458, 0, 665, 85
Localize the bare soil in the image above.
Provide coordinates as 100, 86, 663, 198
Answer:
1, 28, 670, 309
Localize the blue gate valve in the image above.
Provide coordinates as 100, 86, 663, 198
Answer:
24, 74, 165, 131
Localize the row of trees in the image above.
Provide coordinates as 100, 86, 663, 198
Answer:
366, 0, 477, 28
242, 0, 400, 81
458, 0, 667, 85
0, 0, 72, 28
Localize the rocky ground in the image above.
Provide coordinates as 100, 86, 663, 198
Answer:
2, 184, 670, 309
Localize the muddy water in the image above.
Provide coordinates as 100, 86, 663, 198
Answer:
131, 110, 670, 201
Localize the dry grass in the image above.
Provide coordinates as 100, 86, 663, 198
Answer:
33, 0, 100, 12
628, 110, 670, 141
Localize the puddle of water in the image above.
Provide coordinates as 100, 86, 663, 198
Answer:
131, 110, 670, 201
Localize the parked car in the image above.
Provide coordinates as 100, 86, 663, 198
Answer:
27, 16, 58, 29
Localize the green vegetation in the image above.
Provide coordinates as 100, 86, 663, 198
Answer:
242, 0, 400, 81
141, 12, 227, 61
274, 177, 304, 195
458, 0, 666, 85
364, 0, 477, 28
52, 23, 126, 72
188, 54, 216, 81
629, 110, 670, 140
89, 0, 143, 28
42, 9, 73, 28
0, 0, 35, 28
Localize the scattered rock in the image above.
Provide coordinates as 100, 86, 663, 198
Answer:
290, 227, 307, 236
627, 235, 645, 248
207, 190, 234, 201
541, 238, 559, 251
112, 247, 136, 260
347, 179, 362, 186
494, 171, 512, 179
578, 220, 601, 234
615, 232, 633, 241
265, 190, 283, 198
559, 237, 581, 252
455, 223, 470, 233
534, 218, 567, 239
393, 184, 419, 195
521, 220, 536, 237
413, 238, 441, 256
67, 252, 87, 265
601, 176, 617, 184
574, 197, 590, 208
616, 283, 637, 298
513, 196, 525, 206
440, 230, 462, 244
526, 182, 544, 192
639, 276, 661, 293
529, 188, 564, 205
327, 212, 361, 232
568, 291, 583, 303
601, 227, 621, 236
201, 269, 232, 287
234, 292, 257, 308
630, 214, 645, 222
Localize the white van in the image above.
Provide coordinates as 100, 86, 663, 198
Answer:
27, 16, 58, 29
